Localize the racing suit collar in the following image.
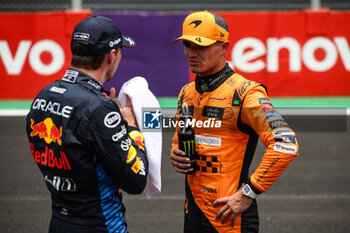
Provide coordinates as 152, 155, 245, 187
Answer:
63, 68, 110, 96
195, 63, 234, 94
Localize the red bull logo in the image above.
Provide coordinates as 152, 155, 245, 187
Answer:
126, 146, 137, 163
30, 118, 62, 145
134, 135, 145, 150
30, 142, 71, 170
129, 130, 145, 151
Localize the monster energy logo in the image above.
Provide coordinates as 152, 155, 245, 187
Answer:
201, 84, 208, 91
233, 99, 240, 105
178, 99, 183, 108
183, 140, 194, 157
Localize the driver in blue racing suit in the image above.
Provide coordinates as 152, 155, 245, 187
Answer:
26, 16, 148, 233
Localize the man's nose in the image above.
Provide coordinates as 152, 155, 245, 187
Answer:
187, 47, 198, 57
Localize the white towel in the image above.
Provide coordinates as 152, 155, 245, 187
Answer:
118, 76, 162, 199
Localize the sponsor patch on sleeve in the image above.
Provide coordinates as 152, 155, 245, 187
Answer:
262, 104, 276, 114
126, 146, 137, 163
272, 127, 295, 136
258, 98, 271, 105
265, 112, 283, 121
269, 119, 289, 130
131, 157, 146, 176
274, 135, 296, 144
104, 112, 121, 128
129, 130, 145, 151
112, 125, 127, 142
131, 156, 141, 174
274, 143, 297, 155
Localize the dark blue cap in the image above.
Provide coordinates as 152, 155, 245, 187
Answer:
71, 16, 136, 56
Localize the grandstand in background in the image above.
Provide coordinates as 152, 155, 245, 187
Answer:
1, 0, 350, 11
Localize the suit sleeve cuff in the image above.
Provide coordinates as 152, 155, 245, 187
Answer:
128, 126, 141, 132
247, 178, 262, 195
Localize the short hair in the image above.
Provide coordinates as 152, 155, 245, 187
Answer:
71, 44, 107, 70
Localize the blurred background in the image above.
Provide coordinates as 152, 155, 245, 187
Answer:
1, 0, 350, 11
0, 0, 349, 233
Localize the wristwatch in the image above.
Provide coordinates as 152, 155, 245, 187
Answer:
242, 184, 258, 199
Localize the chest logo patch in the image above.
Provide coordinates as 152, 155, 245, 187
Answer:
202, 106, 225, 119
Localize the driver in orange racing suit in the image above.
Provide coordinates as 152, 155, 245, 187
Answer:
170, 11, 299, 233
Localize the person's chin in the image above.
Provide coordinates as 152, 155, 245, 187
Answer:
189, 65, 201, 74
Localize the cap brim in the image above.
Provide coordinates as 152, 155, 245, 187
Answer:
121, 36, 136, 48
173, 35, 216, 46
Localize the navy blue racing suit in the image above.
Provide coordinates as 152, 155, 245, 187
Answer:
26, 68, 148, 233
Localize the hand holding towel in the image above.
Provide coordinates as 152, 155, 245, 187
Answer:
118, 76, 162, 199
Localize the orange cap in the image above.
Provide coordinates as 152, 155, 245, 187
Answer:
174, 11, 229, 46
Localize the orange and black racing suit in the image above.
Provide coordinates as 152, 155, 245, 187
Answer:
171, 64, 299, 233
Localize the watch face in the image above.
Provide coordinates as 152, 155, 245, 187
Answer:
243, 185, 250, 194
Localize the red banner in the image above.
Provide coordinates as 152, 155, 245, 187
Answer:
0, 10, 349, 99
0, 11, 92, 99
190, 10, 350, 97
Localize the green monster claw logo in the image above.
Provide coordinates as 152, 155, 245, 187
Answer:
183, 140, 194, 157
178, 99, 182, 109
233, 99, 240, 105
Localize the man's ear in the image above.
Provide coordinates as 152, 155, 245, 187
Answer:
108, 48, 122, 64
222, 41, 230, 54
115, 47, 122, 63
117, 47, 122, 62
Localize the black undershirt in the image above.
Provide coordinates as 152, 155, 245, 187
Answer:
195, 63, 235, 94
